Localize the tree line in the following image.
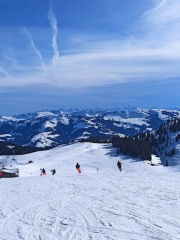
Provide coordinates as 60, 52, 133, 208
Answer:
112, 116, 180, 162
112, 135, 152, 160
0, 141, 52, 156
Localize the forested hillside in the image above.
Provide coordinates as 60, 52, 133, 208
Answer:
0, 141, 51, 156
112, 117, 180, 165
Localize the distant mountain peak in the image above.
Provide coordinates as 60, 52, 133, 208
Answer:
1, 108, 180, 150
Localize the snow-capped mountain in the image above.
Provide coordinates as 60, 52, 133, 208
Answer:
1, 108, 180, 148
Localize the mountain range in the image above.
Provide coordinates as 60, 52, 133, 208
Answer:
1, 108, 180, 148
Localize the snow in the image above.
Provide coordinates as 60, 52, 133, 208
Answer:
0, 142, 180, 240
0, 134, 11, 138
117, 133, 126, 137
146, 127, 153, 131
2, 168, 18, 173
59, 116, 69, 125
7, 145, 15, 149
157, 110, 171, 121
31, 132, 59, 147
146, 155, 162, 166
74, 122, 90, 129
113, 123, 132, 129
168, 142, 180, 165
155, 109, 180, 121
76, 131, 92, 140
104, 115, 150, 126
0, 116, 18, 122
151, 155, 161, 165
36, 112, 57, 119
44, 119, 58, 129
82, 131, 91, 135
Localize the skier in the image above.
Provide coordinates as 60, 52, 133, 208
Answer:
51, 169, 56, 175
117, 161, 122, 172
0, 170, 2, 179
42, 168, 46, 175
76, 162, 81, 173
40, 168, 46, 176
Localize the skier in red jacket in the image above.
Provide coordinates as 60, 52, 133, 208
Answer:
40, 168, 46, 176
76, 163, 81, 173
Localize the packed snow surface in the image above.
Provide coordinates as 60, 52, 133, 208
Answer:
0, 143, 180, 240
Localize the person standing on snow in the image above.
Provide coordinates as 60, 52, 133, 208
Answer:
51, 169, 56, 175
76, 163, 81, 173
0, 170, 2, 179
42, 168, 46, 175
117, 161, 122, 172
40, 168, 46, 176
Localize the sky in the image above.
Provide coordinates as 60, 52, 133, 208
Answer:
0, 0, 180, 115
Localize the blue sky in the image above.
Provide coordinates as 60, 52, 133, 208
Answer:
0, 0, 180, 115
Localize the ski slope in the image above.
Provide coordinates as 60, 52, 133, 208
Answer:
0, 142, 180, 240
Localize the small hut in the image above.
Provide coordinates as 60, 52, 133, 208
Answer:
1, 168, 19, 178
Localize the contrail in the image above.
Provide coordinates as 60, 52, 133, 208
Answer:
24, 27, 45, 70
0, 65, 13, 80
48, 0, 60, 65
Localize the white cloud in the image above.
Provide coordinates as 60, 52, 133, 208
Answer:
47, 0, 60, 66
23, 27, 45, 70
0, 65, 13, 80
140, 0, 180, 43
1, 45, 180, 88
143, 0, 180, 24
0, 0, 180, 89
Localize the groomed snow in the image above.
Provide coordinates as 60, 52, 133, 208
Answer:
0, 143, 180, 240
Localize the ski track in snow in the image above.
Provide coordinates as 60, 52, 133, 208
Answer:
0, 143, 180, 240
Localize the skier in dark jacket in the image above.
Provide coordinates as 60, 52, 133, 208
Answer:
51, 169, 56, 175
76, 162, 81, 173
40, 168, 46, 176
117, 161, 122, 171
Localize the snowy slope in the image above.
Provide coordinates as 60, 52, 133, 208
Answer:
0, 143, 180, 240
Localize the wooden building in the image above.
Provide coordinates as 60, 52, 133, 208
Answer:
1, 168, 19, 178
